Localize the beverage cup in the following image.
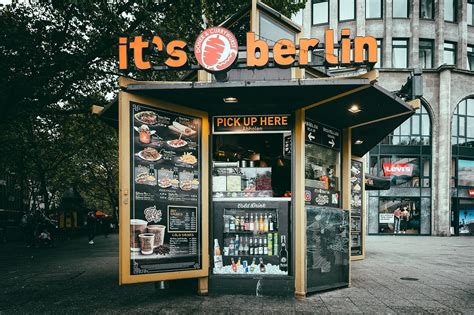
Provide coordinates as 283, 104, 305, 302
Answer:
139, 233, 155, 255
130, 219, 148, 252
147, 225, 166, 247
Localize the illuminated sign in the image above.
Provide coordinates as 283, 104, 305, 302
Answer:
118, 27, 377, 71
468, 189, 474, 197
382, 163, 414, 177
212, 114, 291, 134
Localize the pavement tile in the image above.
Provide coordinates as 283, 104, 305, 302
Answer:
355, 304, 397, 314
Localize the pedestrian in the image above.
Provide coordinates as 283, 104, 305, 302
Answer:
393, 207, 401, 234
102, 216, 110, 238
400, 206, 410, 234
86, 211, 97, 245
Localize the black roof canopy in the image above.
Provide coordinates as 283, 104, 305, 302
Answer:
99, 75, 415, 157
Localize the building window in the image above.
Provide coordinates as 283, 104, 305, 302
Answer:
419, 39, 434, 69
259, 13, 296, 43
452, 98, 474, 148
420, 0, 434, 19
393, 0, 409, 18
312, 0, 329, 24
378, 198, 421, 234
382, 104, 431, 146
468, 0, 474, 26
468, 45, 474, 71
392, 39, 408, 68
457, 159, 474, 186
374, 39, 383, 68
443, 42, 457, 65
339, 0, 355, 21
444, 0, 457, 22
366, 0, 382, 19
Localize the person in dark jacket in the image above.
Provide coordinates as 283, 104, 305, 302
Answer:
86, 211, 97, 245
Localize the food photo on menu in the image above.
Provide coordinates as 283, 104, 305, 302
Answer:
130, 103, 202, 274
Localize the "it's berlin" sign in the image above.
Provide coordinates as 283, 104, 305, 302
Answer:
118, 27, 377, 72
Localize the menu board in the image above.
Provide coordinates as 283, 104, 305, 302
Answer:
130, 102, 201, 275
350, 159, 363, 256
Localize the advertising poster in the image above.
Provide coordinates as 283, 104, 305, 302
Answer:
130, 102, 202, 275
459, 209, 474, 235
379, 213, 395, 224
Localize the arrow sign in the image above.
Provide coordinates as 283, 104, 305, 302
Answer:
305, 119, 341, 150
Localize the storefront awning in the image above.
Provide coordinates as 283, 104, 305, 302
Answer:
97, 73, 415, 157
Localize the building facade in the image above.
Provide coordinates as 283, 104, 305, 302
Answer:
296, 0, 474, 236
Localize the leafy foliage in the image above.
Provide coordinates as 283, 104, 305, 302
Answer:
0, 0, 304, 217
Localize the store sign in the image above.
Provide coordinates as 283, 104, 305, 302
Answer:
118, 27, 377, 71
379, 213, 394, 224
194, 27, 238, 72
305, 119, 341, 150
212, 114, 291, 134
468, 189, 474, 197
382, 163, 414, 177
129, 102, 202, 275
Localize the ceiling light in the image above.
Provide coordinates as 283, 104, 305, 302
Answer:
348, 104, 361, 113
223, 97, 238, 103
354, 139, 364, 145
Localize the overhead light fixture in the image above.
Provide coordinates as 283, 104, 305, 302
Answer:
223, 97, 238, 103
348, 104, 361, 113
354, 139, 364, 145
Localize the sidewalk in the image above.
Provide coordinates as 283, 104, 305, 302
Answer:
0, 235, 472, 314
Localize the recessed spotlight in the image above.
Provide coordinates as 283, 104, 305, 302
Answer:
354, 139, 364, 145
348, 104, 361, 113
223, 97, 238, 103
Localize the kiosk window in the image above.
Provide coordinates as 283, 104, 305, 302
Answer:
305, 144, 341, 208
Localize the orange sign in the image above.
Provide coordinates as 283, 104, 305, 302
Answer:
119, 28, 377, 72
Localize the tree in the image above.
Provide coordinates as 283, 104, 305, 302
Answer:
0, 0, 305, 216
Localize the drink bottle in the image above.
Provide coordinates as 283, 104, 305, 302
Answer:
213, 239, 223, 270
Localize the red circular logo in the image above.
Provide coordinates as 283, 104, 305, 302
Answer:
194, 27, 238, 72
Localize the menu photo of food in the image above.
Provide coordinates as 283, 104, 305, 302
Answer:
168, 121, 197, 136
177, 152, 198, 166
137, 147, 162, 162
166, 138, 188, 149
135, 110, 158, 124
135, 165, 157, 186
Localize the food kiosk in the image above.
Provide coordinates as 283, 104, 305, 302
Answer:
94, 0, 419, 298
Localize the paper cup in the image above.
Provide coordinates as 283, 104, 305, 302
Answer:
147, 225, 166, 247
139, 233, 155, 255
130, 219, 148, 252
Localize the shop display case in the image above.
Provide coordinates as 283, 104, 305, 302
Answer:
212, 200, 290, 275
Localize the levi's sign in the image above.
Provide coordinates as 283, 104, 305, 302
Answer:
382, 163, 414, 177
118, 27, 377, 72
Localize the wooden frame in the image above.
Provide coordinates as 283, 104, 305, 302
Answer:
341, 128, 352, 287
118, 91, 209, 288
350, 155, 366, 261
294, 109, 306, 299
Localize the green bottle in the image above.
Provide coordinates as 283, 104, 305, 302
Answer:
267, 233, 273, 256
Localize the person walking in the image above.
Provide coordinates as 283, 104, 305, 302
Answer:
393, 207, 401, 234
86, 211, 97, 245
400, 206, 410, 234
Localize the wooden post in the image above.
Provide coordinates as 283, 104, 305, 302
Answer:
294, 109, 306, 299
341, 128, 352, 287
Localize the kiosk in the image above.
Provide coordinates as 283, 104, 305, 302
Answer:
95, 0, 419, 298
